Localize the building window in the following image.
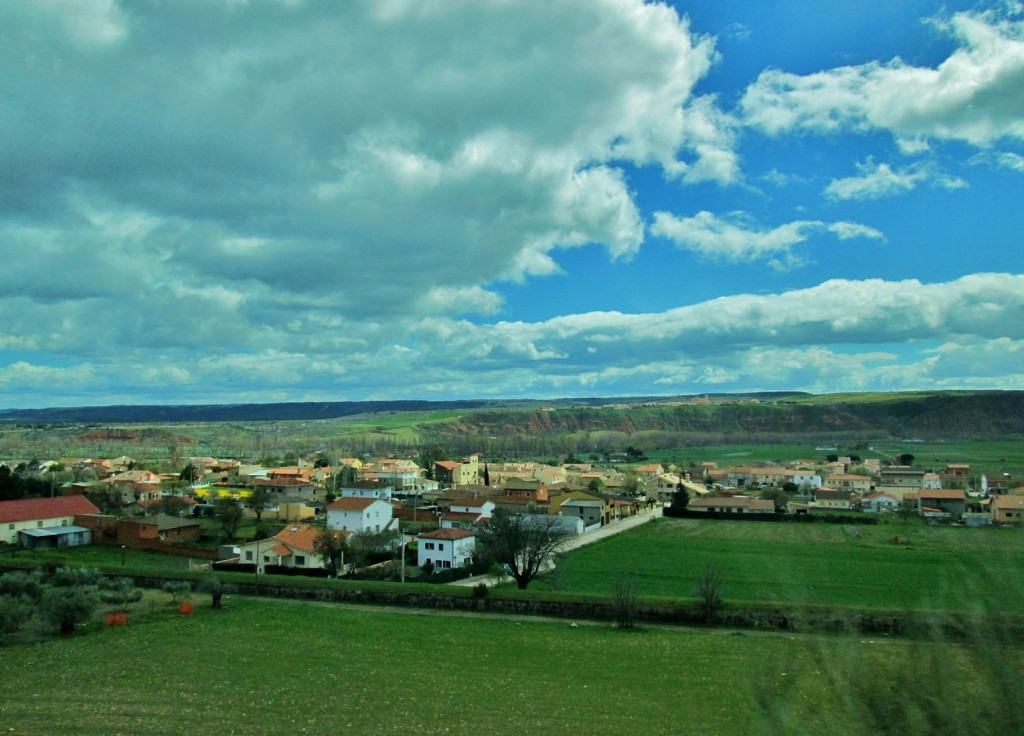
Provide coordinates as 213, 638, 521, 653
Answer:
425, 542, 434, 550
245, 551, 253, 561
263, 555, 270, 563
295, 556, 305, 565
37, 521, 44, 527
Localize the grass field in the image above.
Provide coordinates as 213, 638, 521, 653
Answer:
2, 595, 1017, 736
539, 518, 1024, 612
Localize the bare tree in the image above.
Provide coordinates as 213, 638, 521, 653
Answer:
479, 508, 569, 590
696, 561, 723, 623
612, 573, 640, 629
246, 486, 271, 522
312, 528, 347, 577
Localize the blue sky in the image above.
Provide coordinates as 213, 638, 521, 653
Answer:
2, 0, 1023, 408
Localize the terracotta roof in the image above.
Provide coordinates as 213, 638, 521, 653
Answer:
441, 511, 485, 523
254, 477, 312, 488
419, 528, 476, 540
272, 523, 343, 554
920, 489, 966, 500
448, 497, 494, 508
992, 495, 1024, 510
690, 497, 775, 511
270, 544, 292, 556
435, 461, 460, 470
0, 495, 100, 524
864, 492, 899, 501
326, 497, 378, 512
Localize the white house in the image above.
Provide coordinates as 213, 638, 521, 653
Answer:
236, 523, 346, 574
791, 472, 822, 490
339, 481, 394, 501
440, 497, 495, 530
0, 495, 100, 545
326, 497, 394, 534
862, 491, 901, 512
417, 528, 476, 571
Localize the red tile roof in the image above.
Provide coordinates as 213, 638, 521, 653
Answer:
326, 497, 378, 511
271, 523, 346, 554
419, 528, 476, 540
0, 495, 100, 524
920, 489, 966, 500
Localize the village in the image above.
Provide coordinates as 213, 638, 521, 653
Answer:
2, 448, 1022, 579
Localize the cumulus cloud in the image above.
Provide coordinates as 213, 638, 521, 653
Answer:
4, 272, 1023, 402
0, 0, 723, 333
825, 160, 968, 200
649, 210, 882, 269
741, 8, 1024, 147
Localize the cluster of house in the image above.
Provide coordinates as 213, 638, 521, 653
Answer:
658, 458, 1023, 525
0, 451, 655, 577
4, 449, 1021, 575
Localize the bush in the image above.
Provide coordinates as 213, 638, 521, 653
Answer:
473, 583, 489, 599
162, 581, 191, 603
99, 578, 143, 609
40, 585, 98, 635
211, 562, 256, 574
0, 570, 45, 600
48, 567, 98, 587
0, 595, 33, 640
198, 577, 234, 609
612, 574, 640, 629
696, 562, 723, 623
263, 565, 331, 578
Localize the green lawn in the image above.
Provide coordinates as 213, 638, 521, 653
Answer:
4, 544, 195, 573
3, 596, 1016, 736
541, 518, 1024, 612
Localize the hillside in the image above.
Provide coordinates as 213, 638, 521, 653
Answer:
2, 391, 1022, 444
424, 391, 1024, 442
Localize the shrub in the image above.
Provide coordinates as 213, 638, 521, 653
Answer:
162, 581, 191, 603
40, 585, 98, 635
696, 562, 723, 623
0, 595, 33, 640
612, 573, 640, 629
0, 570, 45, 600
98, 578, 143, 610
473, 583, 489, 599
198, 577, 234, 609
48, 567, 98, 588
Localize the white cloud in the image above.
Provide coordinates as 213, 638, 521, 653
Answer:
0, 0, 725, 338
825, 160, 968, 201
972, 150, 1024, 172
4, 273, 1024, 403
650, 210, 882, 269
741, 8, 1024, 147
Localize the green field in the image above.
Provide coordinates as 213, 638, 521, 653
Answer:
540, 518, 1024, 612
2, 596, 1018, 736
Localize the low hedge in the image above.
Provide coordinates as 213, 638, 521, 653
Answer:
4, 560, 1021, 642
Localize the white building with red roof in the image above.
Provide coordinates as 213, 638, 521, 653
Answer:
417, 528, 476, 571
236, 522, 347, 574
0, 495, 100, 545
326, 497, 395, 534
